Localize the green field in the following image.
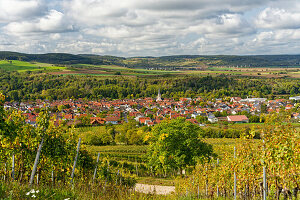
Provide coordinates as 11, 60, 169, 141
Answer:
0, 60, 67, 72
207, 66, 236, 71
73, 64, 181, 76
83, 138, 256, 186
3, 60, 300, 78
84, 138, 248, 162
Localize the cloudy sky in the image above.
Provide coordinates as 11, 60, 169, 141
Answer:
0, 0, 300, 57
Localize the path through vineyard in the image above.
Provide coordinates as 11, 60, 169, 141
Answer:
135, 183, 175, 195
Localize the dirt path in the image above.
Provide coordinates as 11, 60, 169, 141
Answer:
135, 183, 175, 195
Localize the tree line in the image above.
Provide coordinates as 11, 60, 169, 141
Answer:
2, 71, 300, 101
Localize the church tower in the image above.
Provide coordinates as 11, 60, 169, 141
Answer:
156, 89, 162, 101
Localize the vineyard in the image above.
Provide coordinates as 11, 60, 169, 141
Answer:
177, 114, 300, 200
0, 94, 140, 199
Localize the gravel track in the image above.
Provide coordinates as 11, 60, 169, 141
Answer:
135, 183, 175, 195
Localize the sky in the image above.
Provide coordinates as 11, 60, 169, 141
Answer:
0, 0, 300, 57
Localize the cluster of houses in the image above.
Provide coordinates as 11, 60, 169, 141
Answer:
4, 93, 300, 127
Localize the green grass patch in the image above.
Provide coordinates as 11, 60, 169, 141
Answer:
73, 64, 180, 75
136, 176, 176, 186
61, 73, 116, 76
207, 67, 236, 71
85, 145, 148, 154
0, 60, 67, 72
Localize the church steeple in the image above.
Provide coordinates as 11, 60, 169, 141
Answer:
156, 89, 162, 101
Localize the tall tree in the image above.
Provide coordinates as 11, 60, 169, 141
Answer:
145, 117, 214, 175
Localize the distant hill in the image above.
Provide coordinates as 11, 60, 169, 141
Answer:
0, 51, 123, 66
1, 51, 300, 68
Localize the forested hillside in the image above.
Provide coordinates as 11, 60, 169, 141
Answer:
1, 51, 300, 69
1, 71, 300, 101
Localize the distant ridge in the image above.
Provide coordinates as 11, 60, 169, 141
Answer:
1, 51, 300, 68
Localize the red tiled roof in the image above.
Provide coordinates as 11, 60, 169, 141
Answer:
227, 115, 248, 122
187, 119, 199, 125
105, 116, 120, 122
139, 117, 151, 124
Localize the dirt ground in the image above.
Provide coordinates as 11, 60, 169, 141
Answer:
135, 183, 175, 195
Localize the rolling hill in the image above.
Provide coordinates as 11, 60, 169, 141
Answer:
1, 51, 300, 69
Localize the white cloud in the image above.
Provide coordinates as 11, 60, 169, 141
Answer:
0, 0, 300, 56
256, 7, 300, 29
0, 0, 45, 22
50, 33, 61, 40
4, 10, 75, 35
254, 29, 300, 42
188, 14, 254, 38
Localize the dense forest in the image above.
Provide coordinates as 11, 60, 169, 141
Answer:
1, 51, 300, 68
1, 70, 300, 101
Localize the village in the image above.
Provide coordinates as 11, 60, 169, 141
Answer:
4, 91, 300, 127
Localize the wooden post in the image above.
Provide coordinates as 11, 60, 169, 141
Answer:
262, 139, 267, 200
135, 157, 138, 176
263, 166, 267, 200
92, 152, 100, 184
71, 138, 81, 184
51, 170, 54, 186
36, 173, 39, 185
11, 154, 15, 181
4, 163, 6, 181
217, 158, 219, 197
197, 184, 200, 199
205, 166, 208, 196
105, 160, 109, 187
29, 138, 44, 186
192, 175, 194, 186
116, 170, 119, 185
234, 147, 237, 200
120, 172, 122, 185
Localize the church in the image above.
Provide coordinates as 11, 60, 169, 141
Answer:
156, 89, 162, 101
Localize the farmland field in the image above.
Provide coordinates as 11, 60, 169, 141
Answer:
83, 138, 247, 163
82, 138, 248, 186
3, 59, 300, 79
0, 60, 68, 72
70, 64, 181, 76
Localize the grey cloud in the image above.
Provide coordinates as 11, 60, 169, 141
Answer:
4, 10, 76, 35
0, 0, 300, 56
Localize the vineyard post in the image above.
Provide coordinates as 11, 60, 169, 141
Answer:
263, 166, 267, 200
192, 175, 194, 186
36, 173, 39, 185
92, 152, 100, 184
197, 184, 200, 199
11, 154, 15, 181
192, 175, 194, 197
217, 158, 219, 197
51, 170, 54, 186
4, 163, 6, 181
71, 138, 81, 184
29, 138, 44, 186
116, 170, 119, 185
105, 160, 110, 187
205, 166, 208, 196
135, 156, 138, 176
234, 146, 237, 200
263, 138, 267, 200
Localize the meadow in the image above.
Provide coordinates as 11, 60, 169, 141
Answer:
3, 59, 300, 79
0, 60, 67, 72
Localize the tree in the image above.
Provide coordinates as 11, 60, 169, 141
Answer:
196, 115, 208, 123
0, 93, 7, 135
145, 117, 214, 175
